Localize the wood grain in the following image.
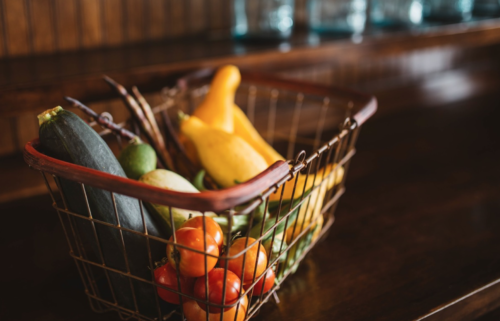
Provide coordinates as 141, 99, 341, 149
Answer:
169, 0, 185, 37
147, 0, 166, 40
54, 0, 79, 51
3, 0, 31, 56
125, 0, 144, 43
0, 0, 6, 57
30, 0, 55, 54
79, 0, 102, 49
102, 0, 124, 46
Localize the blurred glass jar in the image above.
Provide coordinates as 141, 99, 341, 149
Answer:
473, 0, 500, 17
422, 0, 475, 22
307, 0, 367, 35
371, 0, 423, 28
232, 0, 295, 40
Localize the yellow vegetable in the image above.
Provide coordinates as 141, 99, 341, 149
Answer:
192, 65, 240, 133
283, 165, 341, 243
233, 104, 284, 166
270, 163, 344, 202
180, 115, 269, 188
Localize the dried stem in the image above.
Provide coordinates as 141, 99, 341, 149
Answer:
103, 75, 176, 171
132, 86, 165, 150
64, 96, 137, 141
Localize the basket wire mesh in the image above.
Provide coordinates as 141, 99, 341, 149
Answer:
26, 73, 373, 321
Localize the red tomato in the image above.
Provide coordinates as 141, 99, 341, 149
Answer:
243, 268, 275, 296
220, 237, 267, 283
167, 228, 219, 278
180, 216, 224, 250
154, 263, 195, 304
193, 268, 242, 313
183, 293, 248, 321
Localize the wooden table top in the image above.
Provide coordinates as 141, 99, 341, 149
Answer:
2, 92, 500, 320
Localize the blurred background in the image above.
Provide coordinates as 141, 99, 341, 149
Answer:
1, 1, 500, 320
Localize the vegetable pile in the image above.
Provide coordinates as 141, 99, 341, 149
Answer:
37, 65, 344, 319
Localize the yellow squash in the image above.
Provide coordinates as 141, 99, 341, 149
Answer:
284, 165, 342, 243
233, 104, 284, 166
270, 163, 344, 202
192, 65, 240, 133
180, 115, 269, 188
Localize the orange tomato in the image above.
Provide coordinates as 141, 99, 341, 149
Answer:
180, 216, 224, 250
154, 263, 194, 304
193, 268, 242, 313
220, 237, 267, 283
244, 268, 275, 296
183, 293, 248, 321
167, 228, 219, 277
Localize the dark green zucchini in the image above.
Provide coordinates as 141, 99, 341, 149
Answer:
38, 107, 168, 317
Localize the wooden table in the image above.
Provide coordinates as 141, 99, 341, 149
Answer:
2, 88, 500, 320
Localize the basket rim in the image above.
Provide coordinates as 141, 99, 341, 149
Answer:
23, 72, 376, 213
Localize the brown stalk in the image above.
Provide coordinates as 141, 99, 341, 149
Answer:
132, 86, 165, 150
103, 75, 176, 171
64, 96, 137, 141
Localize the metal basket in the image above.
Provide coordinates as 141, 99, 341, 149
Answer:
24, 70, 376, 321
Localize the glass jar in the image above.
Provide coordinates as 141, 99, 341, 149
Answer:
422, 0, 475, 22
371, 0, 423, 28
473, 0, 500, 17
232, 0, 295, 40
307, 0, 367, 35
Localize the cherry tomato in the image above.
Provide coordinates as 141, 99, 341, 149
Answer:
220, 237, 267, 283
167, 227, 219, 278
154, 263, 195, 304
243, 268, 275, 296
183, 292, 248, 321
180, 216, 224, 250
193, 268, 242, 313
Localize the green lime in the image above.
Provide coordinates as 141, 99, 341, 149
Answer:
118, 140, 157, 180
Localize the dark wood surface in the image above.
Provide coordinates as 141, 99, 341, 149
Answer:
2, 90, 500, 320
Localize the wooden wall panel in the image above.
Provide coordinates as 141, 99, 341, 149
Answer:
0, 0, 309, 58
189, 0, 207, 36
54, 0, 79, 51
15, 113, 39, 149
147, 0, 167, 40
30, 0, 56, 54
3, 0, 32, 56
103, 0, 125, 46
79, 0, 103, 49
125, 0, 145, 42
0, 1, 6, 57
169, 0, 186, 37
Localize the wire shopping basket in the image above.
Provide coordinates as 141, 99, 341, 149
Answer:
24, 70, 376, 321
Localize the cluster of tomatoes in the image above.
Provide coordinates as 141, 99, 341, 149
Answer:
154, 216, 276, 321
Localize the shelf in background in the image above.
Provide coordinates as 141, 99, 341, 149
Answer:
2, 18, 500, 117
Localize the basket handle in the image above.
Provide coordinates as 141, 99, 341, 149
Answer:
24, 139, 290, 213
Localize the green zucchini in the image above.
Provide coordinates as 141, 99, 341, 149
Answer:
38, 107, 168, 317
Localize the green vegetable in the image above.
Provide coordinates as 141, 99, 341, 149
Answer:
249, 190, 312, 243
139, 169, 216, 234
277, 221, 321, 281
118, 137, 156, 180
263, 233, 287, 264
193, 169, 207, 191
38, 106, 166, 317
214, 197, 267, 235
